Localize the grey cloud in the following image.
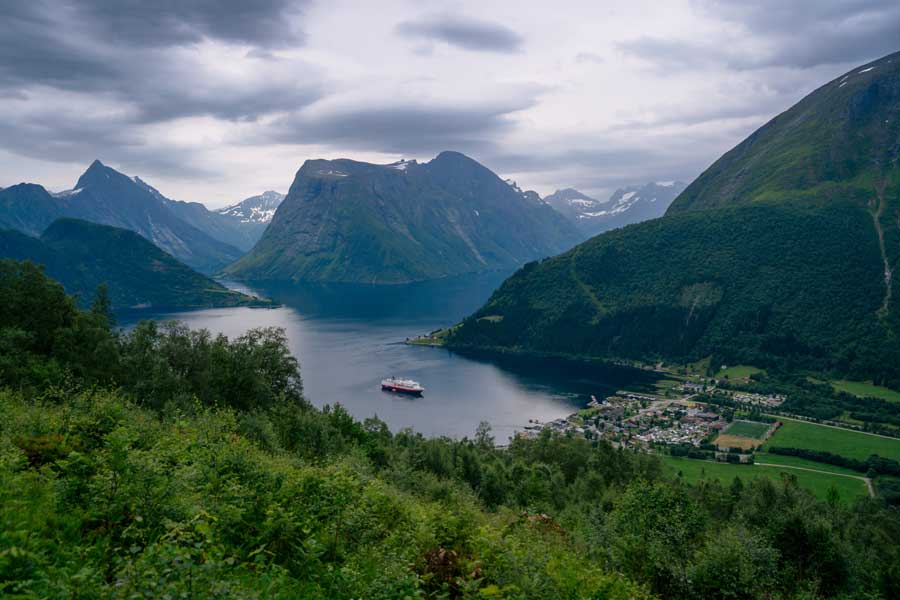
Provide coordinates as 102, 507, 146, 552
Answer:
264, 94, 538, 154
127, 54, 325, 123
611, 83, 807, 130
0, 4, 117, 91
0, 0, 324, 175
74, 0, 308, 49
0, 1, 320, 116
0, 104, 213, 180
619, 0, 900, 71
484, 119, 761, 199
396, 15, 523, 53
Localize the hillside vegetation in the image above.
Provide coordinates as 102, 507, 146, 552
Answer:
0, 220, 266, 310
448, 51, 900, 388
2, 260, 900, 598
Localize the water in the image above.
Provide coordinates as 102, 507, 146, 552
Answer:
120, 271, 661, 441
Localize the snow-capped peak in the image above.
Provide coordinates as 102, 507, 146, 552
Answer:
216, 191, 285, 224
546, 181, 687, 234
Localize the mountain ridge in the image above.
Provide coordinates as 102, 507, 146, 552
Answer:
0, 161, 256, 271
224, 151, 582, 284
445, 50, 900, 387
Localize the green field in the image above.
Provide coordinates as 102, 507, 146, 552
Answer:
661, 456, 868, 503
754, 452, 863, 476
763, 418, 900, 461
718, 365, 764, 379
724, 420, 770, 439
830, 379, 900, 403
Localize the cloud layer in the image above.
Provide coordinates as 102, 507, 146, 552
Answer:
396, 15, 523, 53
0, 0, 898, 206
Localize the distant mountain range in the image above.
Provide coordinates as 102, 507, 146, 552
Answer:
214, 191, 285, 245
0, 161, 273, 272
544, 182, 687, 237
0, 219, 267, 310
224, 152, 582, 284
448, 50, 900, 387
216, 191, 285, 224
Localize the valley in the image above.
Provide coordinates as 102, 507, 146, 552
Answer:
2, 8, 900, 594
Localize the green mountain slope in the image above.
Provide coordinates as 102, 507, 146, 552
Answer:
224, 152, 582, 284
0, 219, 267, 310
669, 52, 900, 216
448, 51, 900, 386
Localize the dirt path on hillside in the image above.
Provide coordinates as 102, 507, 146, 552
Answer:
870, 179, 893, 318
570, 248, 604, 315
755, 462, 874, 497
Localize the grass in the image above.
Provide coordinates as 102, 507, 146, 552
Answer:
718, 365, 764, 379
754, 452, 863, 477
830, 379, 900, 403
724, 420, 770, 439
755, 452, 865, 477
653, 378, 684, 394
763, 418, 900, 461
476, 315, 504, 323
407, 325, 458, 346
661, 455, 868, 503
681, 356, 712, 376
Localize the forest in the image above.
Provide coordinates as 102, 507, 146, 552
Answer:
3, 258, 900, 599
447, 201, 900, 390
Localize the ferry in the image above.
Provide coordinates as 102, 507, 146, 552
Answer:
381, 376, 425, 396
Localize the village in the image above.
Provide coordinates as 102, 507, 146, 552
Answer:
520, 380, 785, 454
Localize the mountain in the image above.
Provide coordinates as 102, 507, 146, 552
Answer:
213, 190, 285, 246
216, 191, 285, 224
0, 218, 267, 310
0, 161, 245, 273
446, 50, 900, 386
0, 183, 74, 236
545, 182, 687, 237
161, 197, 258, 252
224, 152, 582, 284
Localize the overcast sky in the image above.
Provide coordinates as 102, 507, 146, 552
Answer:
1, 0, 899, 207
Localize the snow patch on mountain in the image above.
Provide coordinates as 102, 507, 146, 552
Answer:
53, 187, 84, 197
386, 159, 417, 171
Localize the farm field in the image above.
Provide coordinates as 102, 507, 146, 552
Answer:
763, 418, 900, 461
724, 420, 770, 439
830, 379, 900, 403
714, 419, 772, 450
661, 456, 868, 503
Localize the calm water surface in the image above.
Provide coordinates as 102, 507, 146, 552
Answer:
122, 272, 659, 441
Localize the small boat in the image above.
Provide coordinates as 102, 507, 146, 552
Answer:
381, 376, 425, 396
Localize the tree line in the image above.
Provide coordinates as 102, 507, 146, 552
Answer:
2, 259, 900, 598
